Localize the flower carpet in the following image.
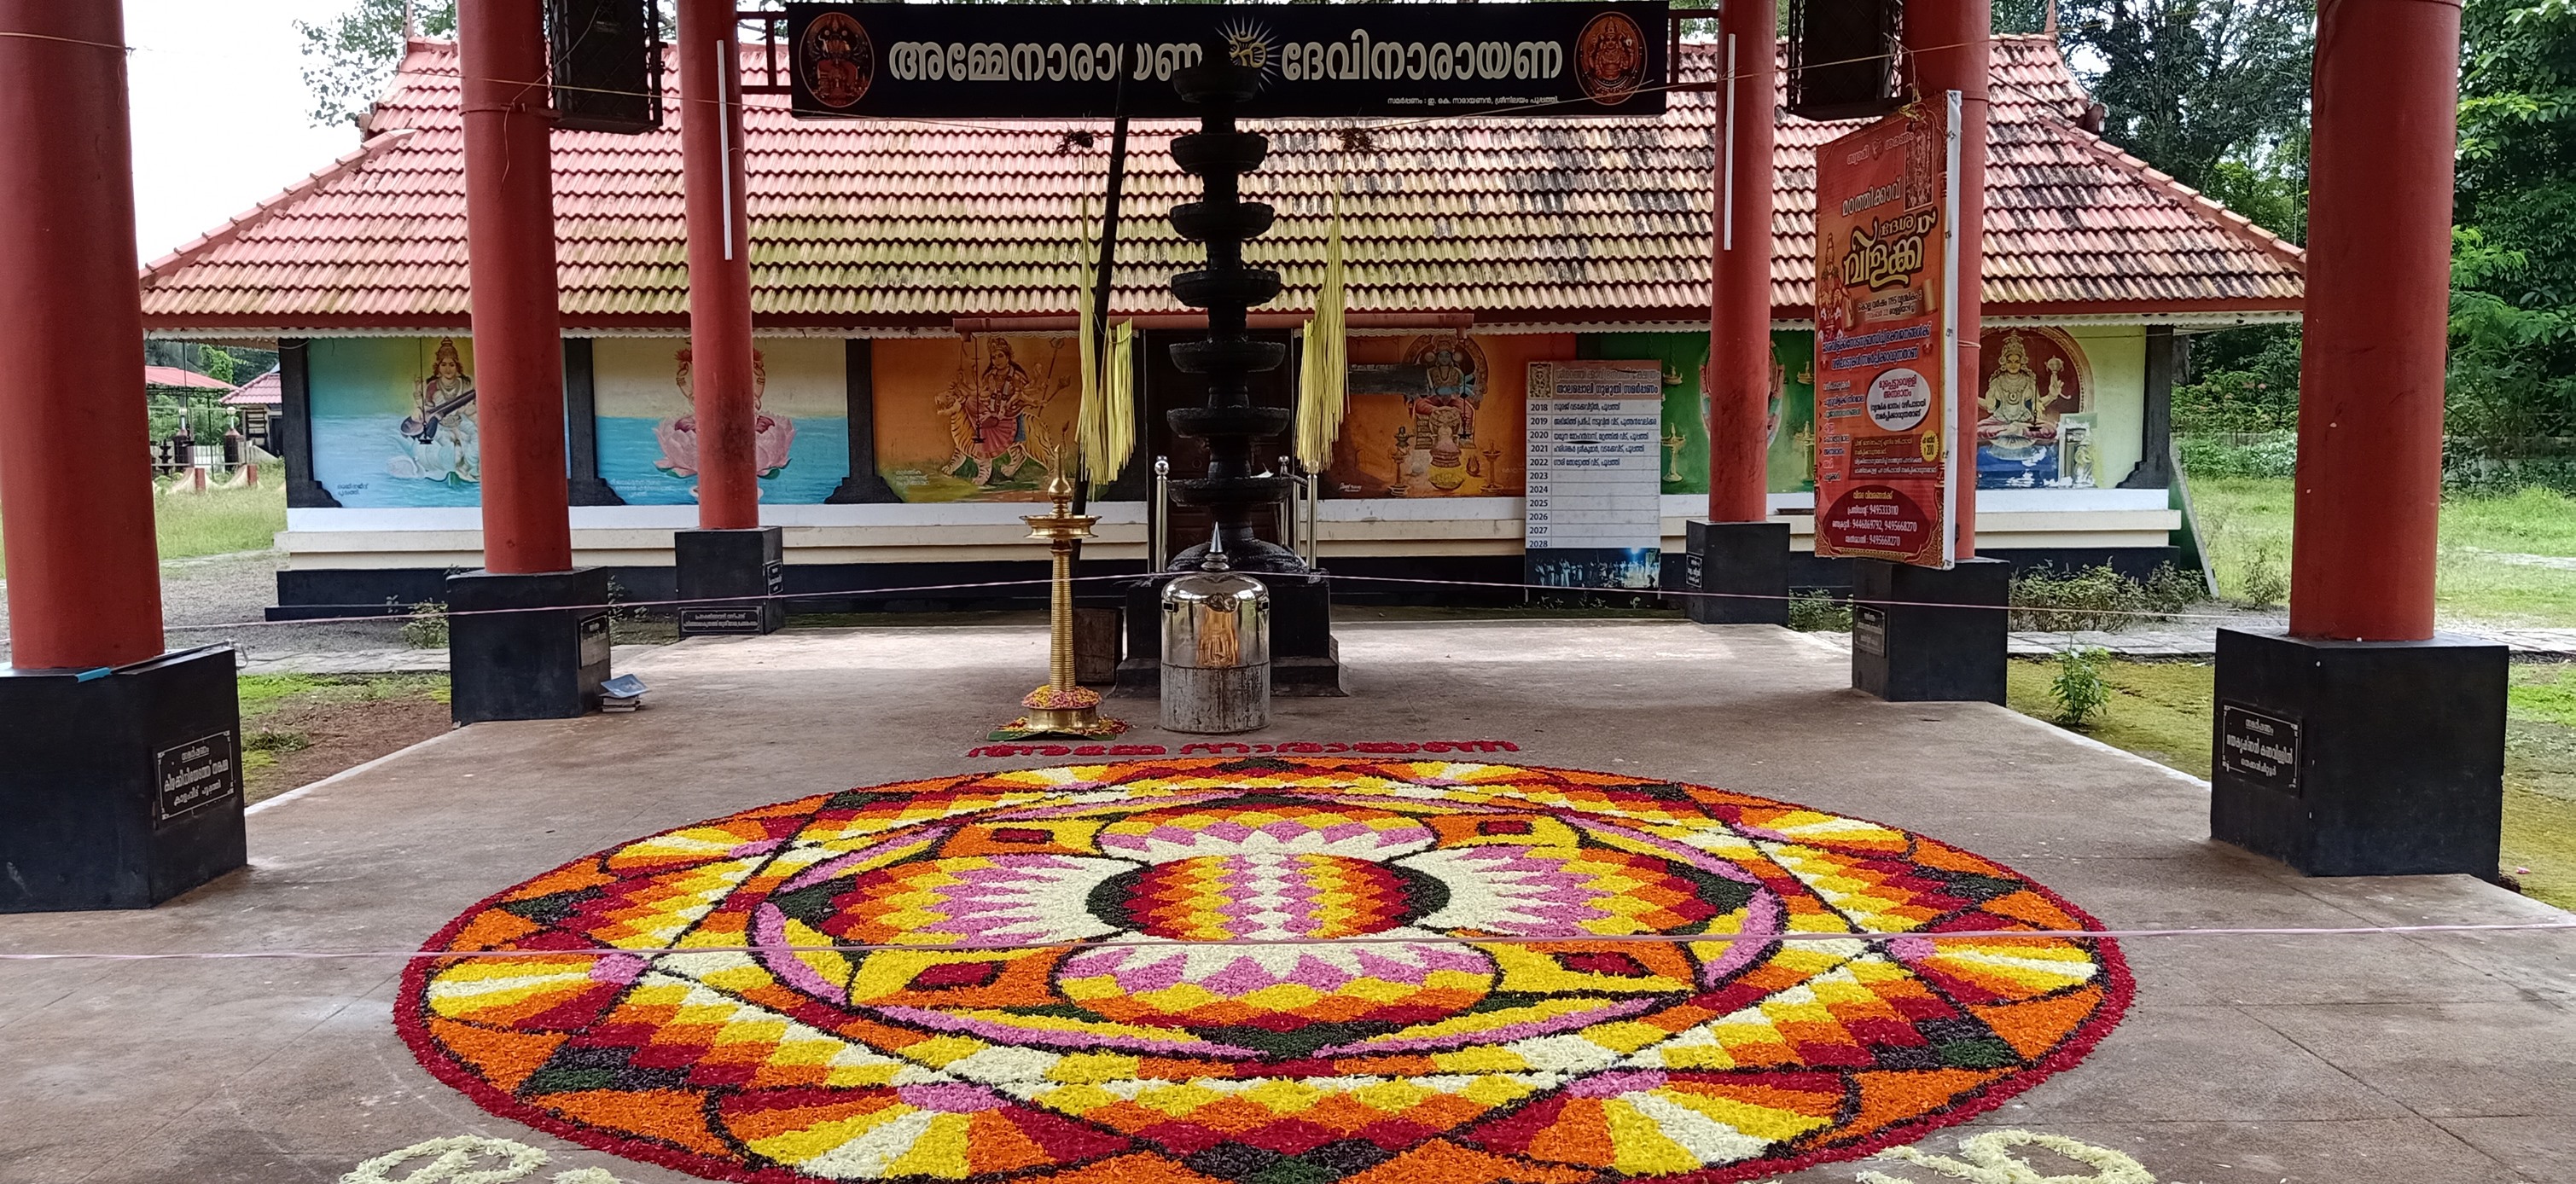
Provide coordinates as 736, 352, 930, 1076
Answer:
399, 757, 2131, 1183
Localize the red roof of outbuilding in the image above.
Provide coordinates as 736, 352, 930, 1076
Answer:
143, 364, 237, 391
138, 35, 2301, 333
223, 368, 283, 405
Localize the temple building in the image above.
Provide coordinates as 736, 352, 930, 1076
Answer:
137, 34, 2304, 617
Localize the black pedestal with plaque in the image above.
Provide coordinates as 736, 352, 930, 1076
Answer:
1682, 520, 1791, 625
0, 645, 246, 911
1115, 575, 1343, 698
676, 526, 785, 636
447, 568, 613, 724
1850, 557, 2009, 703
2212, 628, 2507, 877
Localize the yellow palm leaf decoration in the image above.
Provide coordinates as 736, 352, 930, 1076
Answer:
1074, 198, 1137, 493
1294, 184, 1349, 473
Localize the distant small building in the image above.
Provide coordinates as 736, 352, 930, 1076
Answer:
138, 35, 2302, 618
223, 368, 283, 452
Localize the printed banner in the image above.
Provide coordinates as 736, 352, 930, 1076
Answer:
1811, 95, 1961, 567
785, 2, 1667, 119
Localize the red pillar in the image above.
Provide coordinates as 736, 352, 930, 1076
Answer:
1706, 0, 1776, 523
0, 2, 166, 670
1906, 0, 1986, 556
2287, 0, 2459, 641
679, 0, 759, 529
459, 0, 573, 573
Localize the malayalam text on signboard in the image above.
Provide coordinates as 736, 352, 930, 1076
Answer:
784, 3, 1669, 119
1811, 95, 1962, 568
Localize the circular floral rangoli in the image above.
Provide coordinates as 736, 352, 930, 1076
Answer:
400, 757, 2130, 1184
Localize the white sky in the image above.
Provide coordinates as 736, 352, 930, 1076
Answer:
126, 0, 369, 261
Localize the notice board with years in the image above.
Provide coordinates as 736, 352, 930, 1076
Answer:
1524, 361, 1665, 591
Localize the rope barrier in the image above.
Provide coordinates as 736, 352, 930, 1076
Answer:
156, 566, 2267, 636
6, 919, 2572, 963
151, 566, 2269, 637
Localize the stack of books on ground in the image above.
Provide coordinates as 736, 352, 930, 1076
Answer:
599, 674, 648, 713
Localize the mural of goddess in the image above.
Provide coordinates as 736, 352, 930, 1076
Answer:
655, 348, 797, 485
388, 337, 479, 485
937, 336, 1070, 486
1975, 328, 2091, 488
1403, 335, 1484, 491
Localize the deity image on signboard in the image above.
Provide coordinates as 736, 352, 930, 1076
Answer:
651, 349, 798, 484
799, 12, 873, 109
1576, 11, 1649, 105
873, 335, 1081, 502
389, 337, 479, 485
1975, 327, 2093, 489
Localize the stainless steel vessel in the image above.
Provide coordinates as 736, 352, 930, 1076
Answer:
1159, 542, 1270, 733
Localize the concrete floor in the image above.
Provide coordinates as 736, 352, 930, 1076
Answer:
1, 620, 2571, 1184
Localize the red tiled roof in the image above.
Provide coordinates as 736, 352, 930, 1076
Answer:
137, 35, 2301, 332
223, 368, 282, 405
143, 364, 236, 390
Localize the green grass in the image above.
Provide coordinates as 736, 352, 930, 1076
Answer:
236, 673, 449, 775
2009, 658, 2576, 912
0, 464, 283, 577
2190, 477, 2576, 625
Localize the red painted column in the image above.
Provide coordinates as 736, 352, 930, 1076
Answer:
679, 0, 759, 529
1906, 0, 1986, 556
1706, 0, 1776, 523
2287, 0, 2460, 641
458, 0, 573, 573
0, 3, 166, 670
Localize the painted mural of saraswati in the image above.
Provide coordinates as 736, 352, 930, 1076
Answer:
654, 348, 796, 485
389, 337, 479, 485
937, 335, 1075, 487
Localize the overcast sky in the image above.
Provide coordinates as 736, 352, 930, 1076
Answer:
127, 0, 364, 261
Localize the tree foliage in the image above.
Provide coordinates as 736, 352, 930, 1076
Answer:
297, 0, 458, 127
2057, 0, 2313, 193
2451, 0, 2576, 449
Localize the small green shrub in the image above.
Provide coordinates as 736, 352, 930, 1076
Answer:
2049, 647, 2114, 728
2009, 563, 2204, 632
244, 728, 309, 755
396, 600, 450, 648
1788, 590, 1854, 632
2236, 546, 2289, 607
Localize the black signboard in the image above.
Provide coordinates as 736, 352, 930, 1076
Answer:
680, 607, 772, 635
2218, 704, 2302, 796
154, 730, 241, 829
784, 3, 1669, 119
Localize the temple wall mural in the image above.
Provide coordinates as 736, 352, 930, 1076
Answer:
1325, 333, 1561, 497
873, 334, 1084, 503
1583, 330, 1818, 497
307, 336, 486, 508
590, 337, 849, 505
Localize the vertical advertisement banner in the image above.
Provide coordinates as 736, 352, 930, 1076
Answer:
1811, 95, 1962, 567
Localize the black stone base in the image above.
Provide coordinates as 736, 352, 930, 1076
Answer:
0, 645, 247, 911
1115, 575, 1345, 698
447, 568, 613, 724
1681, 520, 1791, 625
2212, 628, 2508, 877
675, 527, 784, 636
1850, 557, 2009, 703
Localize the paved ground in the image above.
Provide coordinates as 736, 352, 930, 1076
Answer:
1, 619, 2569, 1184
0, 551, 407, 669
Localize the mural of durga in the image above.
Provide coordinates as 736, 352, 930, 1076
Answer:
654, 348, 795, 485
937, 335, 1074, 487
